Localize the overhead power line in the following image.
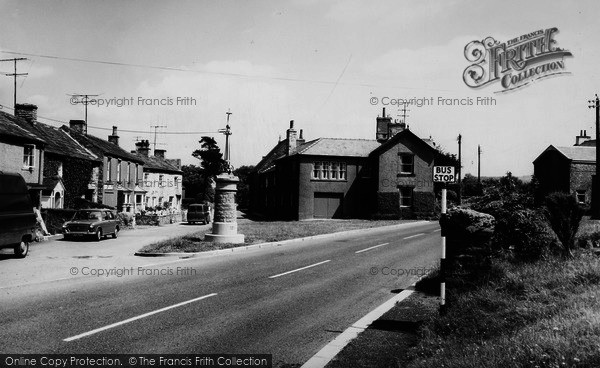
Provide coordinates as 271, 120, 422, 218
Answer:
0, 50, 452, 92
0, 102, 218, 134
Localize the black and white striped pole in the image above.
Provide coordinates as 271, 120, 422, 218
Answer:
433, 165, 454, 316
440, 183, 447, 315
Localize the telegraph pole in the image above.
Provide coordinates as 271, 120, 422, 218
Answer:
457, 134, 462, 204
477, 145, 482, 185
150, 125, 167, 152
589, 94, 600, 218
219, 109, 233, 173
0, 58, 28, 108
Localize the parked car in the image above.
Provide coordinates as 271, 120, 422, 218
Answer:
187, 203, 212, 225
62, 209, 119, 241
0, 171, 37, 258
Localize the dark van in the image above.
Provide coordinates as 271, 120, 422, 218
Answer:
0, 172, 36, 258
187, 203, 212, 225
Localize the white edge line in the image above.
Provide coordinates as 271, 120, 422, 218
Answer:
301, 288, 415, 368
268, 260, 331, 279
403, 233, 425, 239
355, 243, 389, 254
63, 293, 217, 342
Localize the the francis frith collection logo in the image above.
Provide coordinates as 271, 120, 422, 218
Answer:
463, 27, 572, 92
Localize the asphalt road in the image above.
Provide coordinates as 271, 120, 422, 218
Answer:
0, 221, 440, 367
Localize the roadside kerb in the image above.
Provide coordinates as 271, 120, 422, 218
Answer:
134, 220, 432, 258
301, 275, 429, 368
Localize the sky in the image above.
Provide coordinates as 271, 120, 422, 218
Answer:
0, 0, 599, 177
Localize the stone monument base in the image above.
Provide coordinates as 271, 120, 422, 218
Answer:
204, 221, 245, 244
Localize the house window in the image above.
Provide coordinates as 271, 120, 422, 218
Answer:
312, 162, 322, 179
135, 164, 139, 184
399, 154, 414, 174
399, 187, 413, 207
126, 163, 131, 183
312, 161, 346, 180
107, 158, 112, 181
116, 160, 122, 182
23, 145, 35, 168
322, 162, 330, 179
136, 194, 143, 205
159, 174, 164, 187
124, 193, 131, 204
576, 190, 586, 204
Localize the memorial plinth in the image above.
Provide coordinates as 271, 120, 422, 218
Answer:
204, 174, 245, 244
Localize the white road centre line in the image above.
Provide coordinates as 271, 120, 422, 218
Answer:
403, 233, 425, 239
268, 260, 331, 279
63, 293, 218, 342
355, 243, 389, 254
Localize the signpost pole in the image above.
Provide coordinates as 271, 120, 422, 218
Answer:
433, 165, 454, 316
440, 183, 447, 315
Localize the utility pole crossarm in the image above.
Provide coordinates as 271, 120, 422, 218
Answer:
0, 58, 28, 108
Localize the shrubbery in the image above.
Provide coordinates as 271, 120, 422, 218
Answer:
543, 192, 584, 257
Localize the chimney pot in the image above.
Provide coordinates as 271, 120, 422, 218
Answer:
290, 120, 294, 129
382, 107, 386, 118
299, 129, 304, 140
108, 125, 120, 146
69, 119, 87, 134
15, 103, 38, 125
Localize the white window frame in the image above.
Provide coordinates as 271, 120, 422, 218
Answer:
23, 144, 35, 168
576, 190, 586, 204
107, 158, 112, 181
399, 187, 413, 207
116, 160, 122, 182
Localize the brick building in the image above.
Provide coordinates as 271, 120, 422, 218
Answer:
534, 141, 595, 205
249, 109, 438, 220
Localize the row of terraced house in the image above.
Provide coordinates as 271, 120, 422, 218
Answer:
0, 103, 182, 212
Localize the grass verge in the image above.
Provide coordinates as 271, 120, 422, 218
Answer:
138, 219, 410, 254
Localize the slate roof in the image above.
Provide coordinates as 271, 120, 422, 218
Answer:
295, 138, 381, 157
535, 145, 596, 163
254, 139, 289, 174
131, 153, 182, 174
254, 131, 436, 174
62, 126, 145, 164
0, 110, 46, 145
10, 118, 100, 162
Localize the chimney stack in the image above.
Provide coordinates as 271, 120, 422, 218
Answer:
576, 129, 592, 146
286, 120, 297, 155
154, 148, 166, 159
135, 139, 150, 157
108, 126, 120, 146
69, 119, 86, 134
376, 107, 392, 142
14, 103, 38, 125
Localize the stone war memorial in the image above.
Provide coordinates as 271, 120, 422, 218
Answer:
205, 112, 244, 244
205, 173, 245, 244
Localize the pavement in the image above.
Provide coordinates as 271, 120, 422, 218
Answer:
0, 220, 440, 367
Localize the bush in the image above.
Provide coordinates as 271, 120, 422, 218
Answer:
494, 208, 562, 262
42, 209, 77, 234
543, 192, 584, 257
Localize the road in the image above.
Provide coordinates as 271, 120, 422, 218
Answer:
0, 221, 440, 367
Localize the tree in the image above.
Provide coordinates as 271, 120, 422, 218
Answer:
192, 136, 228, 177
233, 165, 255, 210
191, 137, 228, 203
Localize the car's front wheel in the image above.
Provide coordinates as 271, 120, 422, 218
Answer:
14, 240, 29, 258
94, 228, 102, 241
112, 227, 119, 239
